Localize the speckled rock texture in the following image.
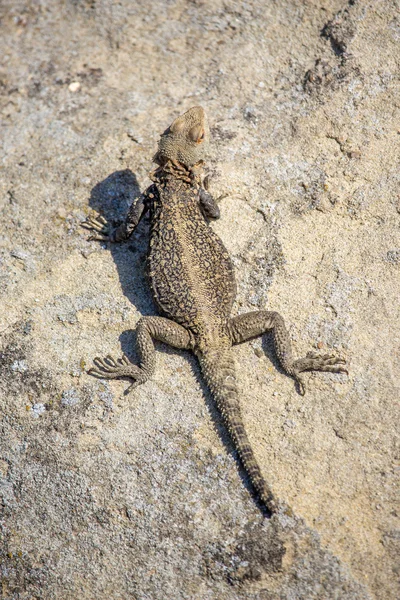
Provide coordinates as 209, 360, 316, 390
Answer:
0, 1, 399, 598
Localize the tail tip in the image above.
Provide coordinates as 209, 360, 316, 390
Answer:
263, 494, 294, 517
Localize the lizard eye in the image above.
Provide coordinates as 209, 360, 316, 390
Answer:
170, 116, 186, 134
189, 124, 205, 143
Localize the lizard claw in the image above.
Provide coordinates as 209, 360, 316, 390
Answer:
123, 380, 143, 396
295, 374, 306, 396
88, 232, 110, 242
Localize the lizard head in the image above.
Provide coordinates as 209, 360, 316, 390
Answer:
154, 106, 210, 168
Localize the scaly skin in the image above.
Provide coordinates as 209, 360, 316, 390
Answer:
82, 106, 347, 513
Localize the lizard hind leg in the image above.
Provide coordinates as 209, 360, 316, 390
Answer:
228, 311, 347, 395
88, 316, 194, 394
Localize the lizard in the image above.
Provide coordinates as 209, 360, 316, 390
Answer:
82, 106, 347, 513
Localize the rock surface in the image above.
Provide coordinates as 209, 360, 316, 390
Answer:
0, 1, 399, 598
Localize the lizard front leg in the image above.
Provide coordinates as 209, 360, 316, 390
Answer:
228, 311, 347, 395
89, 317, 194, 393
199, 187, 220, 219
81, 185, 156, 242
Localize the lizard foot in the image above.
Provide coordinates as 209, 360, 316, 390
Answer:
89, 354, 149, 392
291, 352, 348, 395
81, 214, 111, 241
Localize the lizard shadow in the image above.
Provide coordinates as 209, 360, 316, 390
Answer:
88, 168, 156, 318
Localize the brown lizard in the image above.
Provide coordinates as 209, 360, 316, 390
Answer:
82, 106, 347, 513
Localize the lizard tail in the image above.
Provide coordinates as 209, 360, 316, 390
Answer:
199, 348, 278, 513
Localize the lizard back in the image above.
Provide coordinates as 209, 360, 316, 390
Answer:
147, 177, 236, 337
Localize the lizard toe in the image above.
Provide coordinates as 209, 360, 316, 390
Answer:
81, 214, 111, 241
